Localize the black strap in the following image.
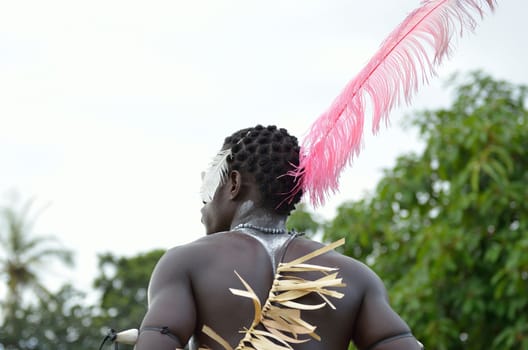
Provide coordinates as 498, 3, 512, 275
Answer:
98, 329, 118, 350
364, 332, 418, 350
99, 327, 181, 349
278, 231, 302, 265
140, 326, 182, 344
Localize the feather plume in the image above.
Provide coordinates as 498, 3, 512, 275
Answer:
290, 0, 496, 207
200, 149, 232, 203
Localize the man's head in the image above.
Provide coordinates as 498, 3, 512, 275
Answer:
222, 125, 303, 215
201, 125, 303, 217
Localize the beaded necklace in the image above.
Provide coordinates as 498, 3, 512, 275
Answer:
232, 223, 289, 235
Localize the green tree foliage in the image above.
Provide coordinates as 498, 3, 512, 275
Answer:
0, 248, 165, 350
0, 194, 73, 322
93, 249, 165, 338
0, 194, 73, 318
0, 285, 100, 350
0, 192, 164, 349
0, 194, 92, 349
323, 72, 528, 349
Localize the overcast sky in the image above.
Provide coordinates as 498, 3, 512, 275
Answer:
1, 0, 526, 295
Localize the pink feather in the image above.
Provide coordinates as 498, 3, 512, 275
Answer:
290, 0, 496, 207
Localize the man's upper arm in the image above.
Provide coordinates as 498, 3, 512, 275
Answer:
135, 247, 197, 350
352, 267, 422, 350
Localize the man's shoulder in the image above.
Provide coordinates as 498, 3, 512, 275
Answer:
289, 237, 366, 266
162, 231, 250, 265
147, 234, 237, 290
291, 237, 385, 289
163, 234, 220, 261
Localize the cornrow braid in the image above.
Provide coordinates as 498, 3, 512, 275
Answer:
223, 125, 303, 215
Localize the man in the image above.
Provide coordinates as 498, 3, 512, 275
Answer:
134, 125, 423, 349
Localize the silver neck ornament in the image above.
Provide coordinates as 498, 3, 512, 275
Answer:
233, 223, 291, 235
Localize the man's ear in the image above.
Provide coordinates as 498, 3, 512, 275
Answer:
227, 170, 242, 199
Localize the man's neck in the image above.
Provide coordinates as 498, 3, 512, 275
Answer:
230, 200, 288, 230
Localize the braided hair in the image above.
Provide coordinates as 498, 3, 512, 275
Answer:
223, 125, 303, 215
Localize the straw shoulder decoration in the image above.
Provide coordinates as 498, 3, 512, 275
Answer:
200, 239, 346, 350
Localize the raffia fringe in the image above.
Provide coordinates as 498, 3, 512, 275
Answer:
200, 238, 346, 350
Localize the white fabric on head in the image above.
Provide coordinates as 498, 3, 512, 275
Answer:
200, 149, 232, 203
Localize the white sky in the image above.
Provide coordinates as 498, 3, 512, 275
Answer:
1, 0, 527, 295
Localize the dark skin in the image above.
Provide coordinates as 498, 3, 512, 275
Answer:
135, 170, 422, 350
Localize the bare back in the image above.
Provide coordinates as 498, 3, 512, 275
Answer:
190, 231, 357, 349
136, 230, 422, 350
